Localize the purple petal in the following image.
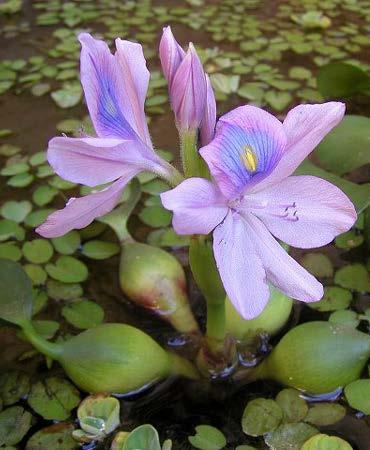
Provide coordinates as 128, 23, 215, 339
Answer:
213, 211, 270, 319
246, 214, 323, 302
161, 178, 228, 235
47, 136, 139, 186
200, 74, 217, 146
245, 175, 357, 249
171, 43, 207, 130
36, 174, 137, 238
115, 38, 152, 147
200, 105, 287, 199
159, 26, 185, 86
253, 102, 345, 192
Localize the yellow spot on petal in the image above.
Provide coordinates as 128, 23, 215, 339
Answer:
241, 145, 258, 172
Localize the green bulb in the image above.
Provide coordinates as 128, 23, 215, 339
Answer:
225, 287, 293, 339
119, 242, 199, 334
255, 321, 370, 394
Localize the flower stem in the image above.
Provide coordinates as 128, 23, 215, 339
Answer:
21, 321, 62, 360
180, 129, 209, 178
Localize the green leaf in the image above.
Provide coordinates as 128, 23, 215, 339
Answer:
0, 260, 33, 325
147, 228, 190, 247
23, 239, 54, 264
275, 389, 308, 423
308, 286, 352, 312
139, 205, 172, 228
264, 423, 318, 450
81, 240, 120, 260
32, 185, 58, 206
51, 231, 81, 255
210, 73, 240, 94
61, 300, 104, 329
0, 243, 21, 261
24, 209, 54, 227
344, 379, 370, 414
317, 63, 370, 98
300, 253, 333, 278
47, 279, 83, 301
0, 144, 21, 156
26, 423, 79, 450
29, 151, 47, 166
242, 398, 283, 436
265, 91, 292, 111
1, 162, 29, 176
1, 201, 32, 223
46, 256, 88, 283
31, 83, 51, 97
335, 230, 364, 249
56, 118, 81, 133
27, 377, 80, 420
315, 116, 370, 175
7, 173, 34, 188
0, 219, 25, 241
124, 424, 162, 450
0, 371, 30, 406
24, 264, 47, 285
301, 434, 353, 450
141, 179, 168, 195
305, 403, 346, 426
188, 425, 226, 450
51, 83, 82, 108
77, 394, 120, 436
334, 263, 370, 292
0, 406, 32, 446
329, 310, 359, 328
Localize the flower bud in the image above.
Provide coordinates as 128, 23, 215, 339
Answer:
225, 287, 293, 340
159, 26, 185, 87
119, 242, 199, 334
251, 321, 370, 394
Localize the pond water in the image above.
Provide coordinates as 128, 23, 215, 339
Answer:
0, 0, 369, 449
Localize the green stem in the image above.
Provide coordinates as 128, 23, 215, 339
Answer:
206, 298, 226, 342
21, 321, 63, 360
169, 352, 200, 380
180, 129, 209, 178
189, 236, 226, 347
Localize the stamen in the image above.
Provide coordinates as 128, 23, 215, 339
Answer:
241, 145, 258, 172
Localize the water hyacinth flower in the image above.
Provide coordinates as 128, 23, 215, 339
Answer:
37, 33, 179, 238
161, 103, 357, 319
159, 26, 216, 144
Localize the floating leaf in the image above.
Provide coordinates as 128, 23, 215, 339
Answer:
301, 434, 353, 450
188, 425, 226, 450
27, 377, 80, 420
139, 206, 172, 228
1, 201, 32, 223
61, 300, 104, 329
305, 403, 346, 426
0, 242, 21, 261
46, 279, 83, 301
46, 256, 88, 283
242, 398, 283, 436
264, 423, 318, 450
0, 406, 32, 446
0, 144, 21, 156
0, 260, 32, 325
51, 231, 81, 255
32, 185, 58, 206
265, 91, 292, 111
275, 389, 308, 423
7, 173, 34, 187
24, 264, 47, 285
210, 73, 240, 94
335, 230, 364, 249
300, 253, 333, 278
81, 240, 120, 260
0, 219, 25, 241
147, 228, 190, 247
141, 179, 168, 195
344, 379, 370, 414
51, 83, 82, 108
124, 424, 162, 450
29, 151, 47, 167
0, 371, 30, 406
1, 162, 29, 176
308, 286, 352, 312
25, 423, 78, 450
317, 63, 370, 98
24, 209, 54, 228
56, 118, 81, 133
31, 83, 51, 97
23, 239, 54, 264
334, 264, 370, 292
315, 116, 370, 175
329, 310, 359, 329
